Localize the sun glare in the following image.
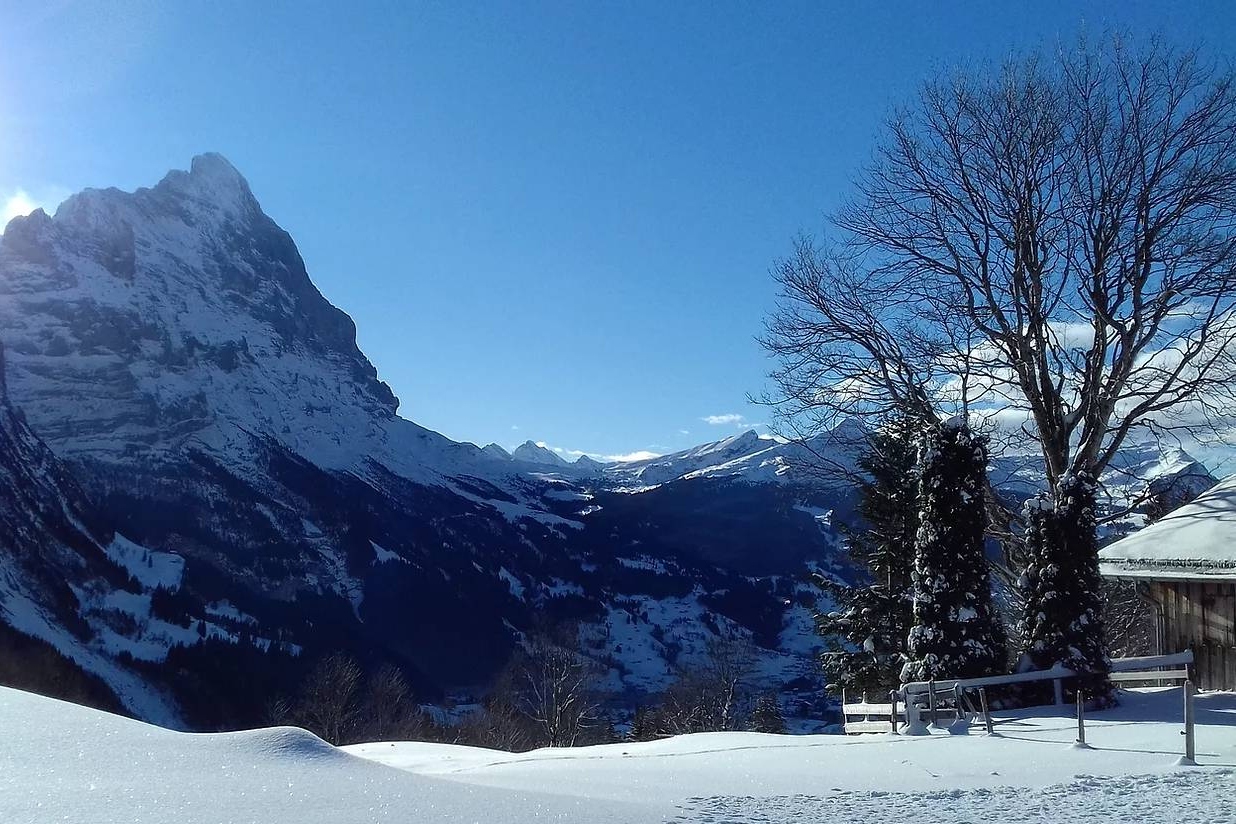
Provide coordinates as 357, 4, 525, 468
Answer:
2, 190, 40, 222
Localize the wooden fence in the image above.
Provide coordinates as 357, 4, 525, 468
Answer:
842, 650, 1195, 736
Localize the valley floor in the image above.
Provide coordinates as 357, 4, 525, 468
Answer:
2, 685, 1232, 823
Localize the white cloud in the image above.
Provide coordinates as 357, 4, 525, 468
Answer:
604, 450, 661, 462
510, 424, 520, 431
533, 441, 663, 464
701, 413, 746, 426
678, 429, 691, 436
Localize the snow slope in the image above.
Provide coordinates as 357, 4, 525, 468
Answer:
353, 687, 1236, 822
0, 685, 645, 824
5, 682, 1233, 823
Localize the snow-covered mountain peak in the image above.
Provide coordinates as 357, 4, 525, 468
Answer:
0, 155, 398, 469
480, 443, 512, 461
154, 152, 257, 217
573, 454, 606, 470
511, 440, 569, 467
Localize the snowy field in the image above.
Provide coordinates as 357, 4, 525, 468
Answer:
2, 685, 1233, 823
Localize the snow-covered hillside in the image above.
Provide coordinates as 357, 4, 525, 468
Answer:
2, 683, 1231, 823
0, 344, 182, 725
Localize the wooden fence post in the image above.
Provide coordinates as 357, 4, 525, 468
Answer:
1180, 680, 1197, 766
978, 687, 994, 736
889, 690, 899, 735
1075, 689, 1087, 747
927, 679, 939, 728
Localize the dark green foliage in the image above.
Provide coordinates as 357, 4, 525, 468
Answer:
1018, 473, 1113, 705
152, 638, 309, 731
749, 692, 787, 734
0, 622, 124, 714
903, 421, 1007, 682
815, 416, 919, 695
629, 705, 664, 741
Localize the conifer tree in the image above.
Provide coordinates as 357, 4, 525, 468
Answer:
748, 693, 787, 734
628, 706, 663, 742
1018, 473, 1113, 705
902, 421, 1007, 683
815, 415, 919, 695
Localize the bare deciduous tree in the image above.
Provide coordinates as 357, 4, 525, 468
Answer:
290, 652, 363, 745
658, 628, 756, 734
763, 36, 1236, 680
511, 623, 600, 748
357, 663, 426, 742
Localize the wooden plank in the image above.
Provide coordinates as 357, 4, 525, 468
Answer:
1109, 651, 1193, 671
1109, 669, 1190, 683
842, 702, 896, 716
843, 720, 894, 734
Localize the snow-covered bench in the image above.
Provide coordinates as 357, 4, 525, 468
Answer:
840, 690, 905, 734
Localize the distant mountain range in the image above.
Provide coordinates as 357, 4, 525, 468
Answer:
0, 155, 1218, 729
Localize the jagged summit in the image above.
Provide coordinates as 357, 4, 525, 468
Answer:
153, 152, 257, 216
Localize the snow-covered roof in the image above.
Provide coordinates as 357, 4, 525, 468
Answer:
1099, 473, 1236, 581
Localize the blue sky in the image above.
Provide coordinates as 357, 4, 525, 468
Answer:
3, 1, 1235, 460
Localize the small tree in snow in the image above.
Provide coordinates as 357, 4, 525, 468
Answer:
816, 414, 919, 695
903, 421, 1007, 682
628, 705, 664, 741
748, 692, 787, 734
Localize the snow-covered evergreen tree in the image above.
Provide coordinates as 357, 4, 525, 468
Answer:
748, 693, 787, 734
1018, 472, 1113, 704
902, 420, 1007, 683
815, 415, 919, 695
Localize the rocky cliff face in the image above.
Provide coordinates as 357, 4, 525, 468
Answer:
0, 154, 397, 469
0, 341, 184, 725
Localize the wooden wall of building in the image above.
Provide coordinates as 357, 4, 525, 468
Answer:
1148, 580, 1236, 690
